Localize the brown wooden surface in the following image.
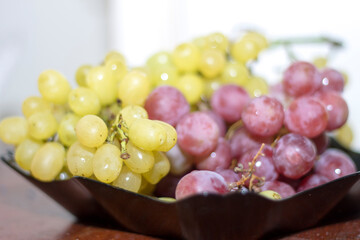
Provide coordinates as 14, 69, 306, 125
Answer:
1, 160, 359, 240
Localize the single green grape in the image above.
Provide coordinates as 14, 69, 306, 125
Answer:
112, 165, 142, 193
38, 70, 71, 104
149, 65, 179, 87
142, 151, 170, 184
172, 42, 200, 72
0, 117, 28, 145
118, 70, 151, 106
87, 66, 118, 106
28, 112, 58, 140
51, 103, 69, 123
231, 35, 260, 63
158, 197, 176, 202
199, 49, 226, 78
175, 73, 205, 105
68, 87, 101, 116
93, 143, 123, 183
335, 123, 353, 149
22, 96, 51, 118
66, 141, 96, 177
245, 76, 269, 98
203, 77, 222, 99
58, 113, 80, 147
153, 120, 177, 152
205, 32, 229, 53
105, 58, 128, 85
75, 65, 92, 87
221, 62, 249, 86
259, 190, 282, 200
129, 119, 166, 151
30, 142, 65, 182
192, 36, 208, 51
146, 51, 173, 69
75, 115, 108, 148
120, 105, 148, 130
104, 50, 126, 65
242, 32, 268, 51
124, 141, 154, 174
15, 138, 43, 171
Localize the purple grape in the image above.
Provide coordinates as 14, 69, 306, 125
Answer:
297, 174, 330, 192
319, 68, 345, 93
216, 169, 241, 184
311, 132, 329, 155
203, 110, 227, 137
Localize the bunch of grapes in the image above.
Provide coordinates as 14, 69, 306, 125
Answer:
0, 31, 357, 201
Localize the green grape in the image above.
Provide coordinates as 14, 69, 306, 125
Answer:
158, 197, 176, 202
146, 51, 172, 69
105, 58, 128, 85
124, 141, 154, 174
245, 76, 269, 98
129, 119, 166, 151
68, 87, 101, 116
31, 142, 65, 182
93, 143, 123, 183
75, 65, 92, 87
75, 115, 108, 148
120, 105, 148, 130
38, 70, 71, 104
51, 103, 69, 123
99, 102, 122, 125
28, 112, 58, 140
259, 190, 282, 200
118, 70, 151, 106
221, 62, 249, 86
0, 117, 28, 145
176, 73, 205, 105
203, 78, 222, 98
153, 120, 177, 152
138, 176, 155, 195
66, 141, 96, 177
206, 32, 229, 52
149, 65, 179, 87
242, 32, 268, 51
112, 165, 142, 192
87, 66, 118, 106
58, 113, 80, 147
105, 50, 126, 64
15, 138, 43, 171
335, 123, 353, 148
22, 96, 51, 118
142, 151, 170, 184
172, 42, 200, 72
199, 49, 226, 78
56, 167, 73, 180
231, 35, 260, 63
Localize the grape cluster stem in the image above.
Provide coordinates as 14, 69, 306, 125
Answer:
107, 111, 130, 159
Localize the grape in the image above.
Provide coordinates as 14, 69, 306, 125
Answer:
335, 124, 353, 149
245, 76, 269, 98
87, 66, 118, 106
284, 96, 328, 138
172, 42, 200, 72
203, 110, 227, 137
205, 32, 229, 52
28, 112, 58, 140
75, 115, 108, 148
238, 145, 278, 183
221, 62, 249, 86
314, 149, 357, 180
120, 105, 148, 129
165, 144, 193, 176
124, 141, 155, 174
66, 141, 96, 177
229, 127, 273, 159
31, 142, 65, 182
50, 103, 69, 123
153, 120, 177, 152
319, 68, 345, 92
242, 32, 268, 51
231, 34, 260, 63
196, 137, 232, 171
282, 61, 321, 97
112, 165, 142, 193
175, 73, 205, 105
118, 70, 151, 106
104, 50, 126, 64
215, 169, 240, 184
138, 177, 156, 195
145, 86, 190, 126
268, 82, 293, 108
93, 143, 123, 183
273, 133, 316, 179
75, 65, 92, 87
315, 91, 348, 131
192, 36, 207, 51
143, 151, 170, 184
149, 64, 179, 87
203, 77, 222, 98
176, 112, 219, 157
241, 96, 284, 137
146, 51, 172, 69
311, 132, 329, 155
15, 138, 43, 171
22, 96, 51, 118
68, 87, 101, 116
259, 190, 282, 200
297, 174, 330, 192
38, 70, 71, 104
210, 84, 250, 123
0, 117, 28, 145
129, 119, 166, 151
175, 170, 228, 200
105, 58, 128, 84
261, 180, 296, 198
199, 49, 226, 78
58, 113, 80, 147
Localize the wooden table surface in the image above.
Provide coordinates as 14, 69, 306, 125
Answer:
1, 160, 359, 240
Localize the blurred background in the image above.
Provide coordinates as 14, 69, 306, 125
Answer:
0, 0, 359, 150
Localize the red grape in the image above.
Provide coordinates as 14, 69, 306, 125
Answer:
175, 170, 228, 199
145, 86, 190, 126
203, 110, 227, 137
273, 133, 316, 179
216, 169, 241, 184
311, 132, 329, 155
241, 96, 284, 137
319, 68, 345, 93
261, 180, 296, 198
210, 84, 250, 123
297, 174, 330, 192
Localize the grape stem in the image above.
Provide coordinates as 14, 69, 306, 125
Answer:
107, 111, 130, 159
269, 36, 343, 48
